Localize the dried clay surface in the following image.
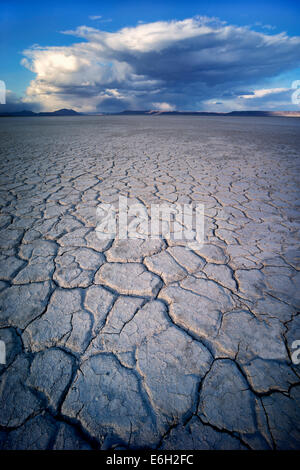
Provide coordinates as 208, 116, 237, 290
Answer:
0, 115, 299, 450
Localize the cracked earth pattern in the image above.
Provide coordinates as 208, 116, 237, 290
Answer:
0, 115, 300, 450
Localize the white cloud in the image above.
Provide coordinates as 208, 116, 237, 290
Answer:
89, 15, 102, 20
20, 17, 300, 112
240, 88, 289, 99
254, 22, 276, 31
152, 102, 176, 111
203, 87, 296, 113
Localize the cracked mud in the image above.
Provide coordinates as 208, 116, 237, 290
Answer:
0, 115, 299, 450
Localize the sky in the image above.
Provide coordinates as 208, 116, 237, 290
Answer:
1, 0, 300, 113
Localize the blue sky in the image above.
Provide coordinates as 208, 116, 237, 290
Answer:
1, 0, 300, 112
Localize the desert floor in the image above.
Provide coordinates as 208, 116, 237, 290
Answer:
0, 115, 299, 450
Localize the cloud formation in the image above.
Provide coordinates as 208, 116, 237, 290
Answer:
0, 90, 41, 113
241, 88, 289, 99
20, 16, 300, 112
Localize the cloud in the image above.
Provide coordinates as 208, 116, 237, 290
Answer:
152, 102, 176, 111
254, 22, 276, 31
0, 89, 41, 113
240, 88, 289, 99
89, 16, 112, 23
203, 87, 296, 112
20, 16, 300, 112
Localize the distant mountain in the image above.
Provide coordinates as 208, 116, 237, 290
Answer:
38, 108, 81, 116
0, 109, 36, 117
227, 110, 300, 117
117, 110, 219, 115
118, 110, 158, 115
116, 110, 300, 117
1, 108, 299, 118
0, 108, 82, 117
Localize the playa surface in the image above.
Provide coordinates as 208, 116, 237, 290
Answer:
0, 115, 299, 450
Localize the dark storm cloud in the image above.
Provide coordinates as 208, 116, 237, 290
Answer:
20, 17, 300, 111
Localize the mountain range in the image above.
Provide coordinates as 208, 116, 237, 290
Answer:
117, 110, 300, 117
1, 108, 300, 118
0, 108, 81, 117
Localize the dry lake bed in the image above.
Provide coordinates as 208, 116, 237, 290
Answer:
0, 115, 299, 450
